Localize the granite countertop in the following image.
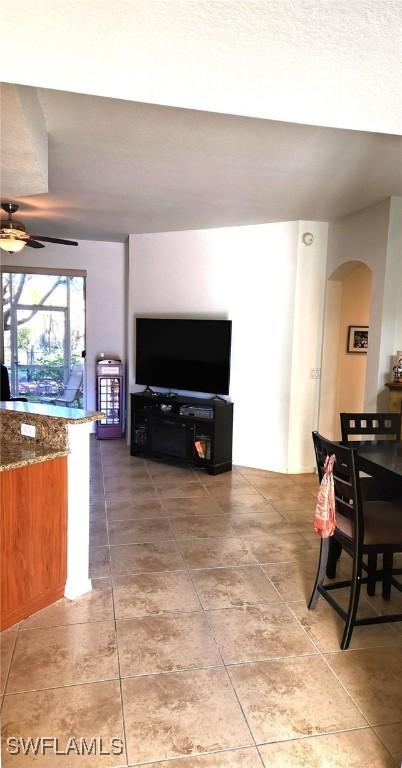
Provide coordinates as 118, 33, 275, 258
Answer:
0, 401, 102, 423
0, 439, 69, 473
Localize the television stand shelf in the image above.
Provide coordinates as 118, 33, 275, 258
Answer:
130, 392, 233, 474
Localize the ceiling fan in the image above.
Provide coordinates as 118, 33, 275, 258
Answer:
0, 202, 78, 254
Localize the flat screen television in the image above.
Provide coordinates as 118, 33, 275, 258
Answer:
136, 318, 232, 395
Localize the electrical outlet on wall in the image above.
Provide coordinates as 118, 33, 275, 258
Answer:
310, 368, 321, 380
21, 423, 36, 438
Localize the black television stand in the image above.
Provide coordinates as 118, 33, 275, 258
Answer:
130, 392, 233, 474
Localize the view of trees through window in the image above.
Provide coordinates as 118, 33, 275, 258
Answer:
2, 272, 85, 407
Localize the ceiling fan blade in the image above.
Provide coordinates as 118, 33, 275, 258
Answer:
25, 238, 46, 249
31, 235, 78, 246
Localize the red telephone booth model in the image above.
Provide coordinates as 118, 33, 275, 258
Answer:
96, 359, 125, 438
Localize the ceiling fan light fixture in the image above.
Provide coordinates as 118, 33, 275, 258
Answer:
0, 230, 27, 253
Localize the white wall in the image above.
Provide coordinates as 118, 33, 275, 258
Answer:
128, 221, 328, 472
1, 240, 127, 412
336, 264, 372, 419
325, 199, 390, 412
324, 196, 402, 416
288, 222, 328, 472
378, 196, 402, 407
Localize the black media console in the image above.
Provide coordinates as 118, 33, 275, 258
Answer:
130, 392, 233, 474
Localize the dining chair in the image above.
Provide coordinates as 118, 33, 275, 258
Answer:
0, 364, 28, 402
309, 432, 402, 650
340, 412, 401, 444
340, 411, 402, 595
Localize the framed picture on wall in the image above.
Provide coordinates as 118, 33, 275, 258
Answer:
347, 325, 369, 353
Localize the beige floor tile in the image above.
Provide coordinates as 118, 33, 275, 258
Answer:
290, 595, 401, 652
102, 455, 146, 471
89, 500, 106, 520
89, 520, 108, 547
156, 481, 209, 499
263, 489, 315, 507
20, 579, 114, 630
262, 554, 321, 602
326, 646, 402, 725
207, 487, 262, 501
162, 497, 223, 517
258, 728, 396, 767
179, 537, 257, 569
110, 540, 184, 575
104, 477, 153, 496
375, 722, 402, 765
122, 667, 252, 764
271, 497, 316, 513
89, 546, 111, 578
207, 604, 315, 664
117, 613, 221, 676
236, 467, 285, 480
107, 498, 166, 520
113, 571, 201, 619
103, 463, 150, 480
170, 515, 237, 540
0, 632, 17, 694
228, 655, 365, 743
217, 497, 279, 515
147, 460, 198, 479
248, 478, 296, 492
192, 566, 281, 610
245, 531, 311, 563
1, 680, 126, 767
279, 507, 317, 526
199, 474, 252, 490
136, 748, 263, 767
365, 589, 402, 623
108, 517, 174, 545
230, 511, 289, 538
106, 482, 158, 504
7, 622, 119, 693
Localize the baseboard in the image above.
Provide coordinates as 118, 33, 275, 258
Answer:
64, 577, 92, 600
1, 584, 65, 631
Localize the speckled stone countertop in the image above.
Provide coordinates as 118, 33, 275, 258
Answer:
0, 401, 102, 423
0, 402, 103, 453
0, 439, 69, 473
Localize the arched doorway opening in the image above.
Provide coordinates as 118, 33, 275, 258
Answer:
319, 261, 373, 440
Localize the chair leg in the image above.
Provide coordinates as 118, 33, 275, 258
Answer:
326, 538, 342, 579
382, 552, 394, 601
367, 551, 377, 596
308, 538, 330, 610
341, 553, 362, 650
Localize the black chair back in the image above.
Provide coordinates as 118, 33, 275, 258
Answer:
0, 364, 11, 400
340, 412, 401, 443
312, 431, 364, 547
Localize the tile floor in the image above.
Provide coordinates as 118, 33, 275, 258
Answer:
1, 438, 402, 767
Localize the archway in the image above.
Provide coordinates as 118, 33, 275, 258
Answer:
319, 261, 373, 440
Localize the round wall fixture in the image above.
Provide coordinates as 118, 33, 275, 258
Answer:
302, 232, 314, 246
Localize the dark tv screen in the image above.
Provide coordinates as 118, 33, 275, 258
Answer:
136, 318, 232, 395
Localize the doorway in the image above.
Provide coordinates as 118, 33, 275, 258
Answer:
319, 261, 373, 440
2, 271, 86, 408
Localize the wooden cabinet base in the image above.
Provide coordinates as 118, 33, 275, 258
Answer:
386, 382, 402, 413
1, 585, 65, 631
0, 457, 67, 631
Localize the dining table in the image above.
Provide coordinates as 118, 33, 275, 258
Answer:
356, 441, 402, 484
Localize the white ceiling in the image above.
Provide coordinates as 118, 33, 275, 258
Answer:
2, 0, 402, 136
2, 87, 402, 242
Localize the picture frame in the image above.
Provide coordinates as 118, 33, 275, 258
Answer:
347, 325, 369, 353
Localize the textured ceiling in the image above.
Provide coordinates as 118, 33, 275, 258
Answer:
1, 0, 402, 135
2, 87, 402, 242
